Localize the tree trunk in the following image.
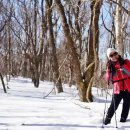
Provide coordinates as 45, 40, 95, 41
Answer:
86, 0, 102, 101
55, 0, 87, 101
40, 0, 48, 81
46, 0, 63, 93
55, 0, 102, 102
22, 53, 28, 77
0, 73, 7, 93
115, 0, 124, 55
32, 0, 39, 88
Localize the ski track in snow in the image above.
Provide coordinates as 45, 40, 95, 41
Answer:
0, 77, 130, 130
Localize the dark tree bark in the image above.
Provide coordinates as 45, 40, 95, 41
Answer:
46, 0, 63, 93
40, 0, 48, 81
0, 73, 7, 93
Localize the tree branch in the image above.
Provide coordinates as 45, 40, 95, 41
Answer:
109, 0, 130, 15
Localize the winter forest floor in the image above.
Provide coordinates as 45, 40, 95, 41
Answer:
0, 77, 130, 130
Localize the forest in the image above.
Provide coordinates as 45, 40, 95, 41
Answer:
0, 0, 130, 102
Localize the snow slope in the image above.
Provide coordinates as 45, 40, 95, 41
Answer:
0, 77, 130, 130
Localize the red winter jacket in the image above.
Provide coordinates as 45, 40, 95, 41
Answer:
105, 59, 130, 94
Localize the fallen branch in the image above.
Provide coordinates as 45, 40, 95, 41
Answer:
42, 53, 69, 99
73, 102, 91, 110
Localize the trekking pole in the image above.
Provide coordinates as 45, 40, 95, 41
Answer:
112, 88, 118, 128
112, 70, 119, 128
102, 83, 109, 128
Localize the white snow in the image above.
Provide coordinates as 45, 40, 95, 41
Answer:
0, 77, 130, 130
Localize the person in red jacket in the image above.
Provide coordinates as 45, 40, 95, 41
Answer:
104, 48, 130, 125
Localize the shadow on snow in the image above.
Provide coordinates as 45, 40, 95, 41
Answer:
22, 123, 130, 129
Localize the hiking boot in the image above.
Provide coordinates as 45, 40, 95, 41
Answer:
104, 117, 111, 125
120, 117, 126, 122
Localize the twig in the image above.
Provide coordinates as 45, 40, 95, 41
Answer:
42, 53, 69, 99
43, 87, 54, 99
73, 102, 91, 110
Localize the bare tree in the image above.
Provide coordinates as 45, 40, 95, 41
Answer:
46, 0, 63, 93
55, 0, 102, 102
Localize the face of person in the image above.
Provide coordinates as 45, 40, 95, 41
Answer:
109, 52, 119, 62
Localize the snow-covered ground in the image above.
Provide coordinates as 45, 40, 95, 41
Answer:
0, 77, 130, 130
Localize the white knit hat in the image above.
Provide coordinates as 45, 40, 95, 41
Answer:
107, 48, 118, 58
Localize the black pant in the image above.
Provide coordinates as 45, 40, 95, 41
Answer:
107, 90, 130, 119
